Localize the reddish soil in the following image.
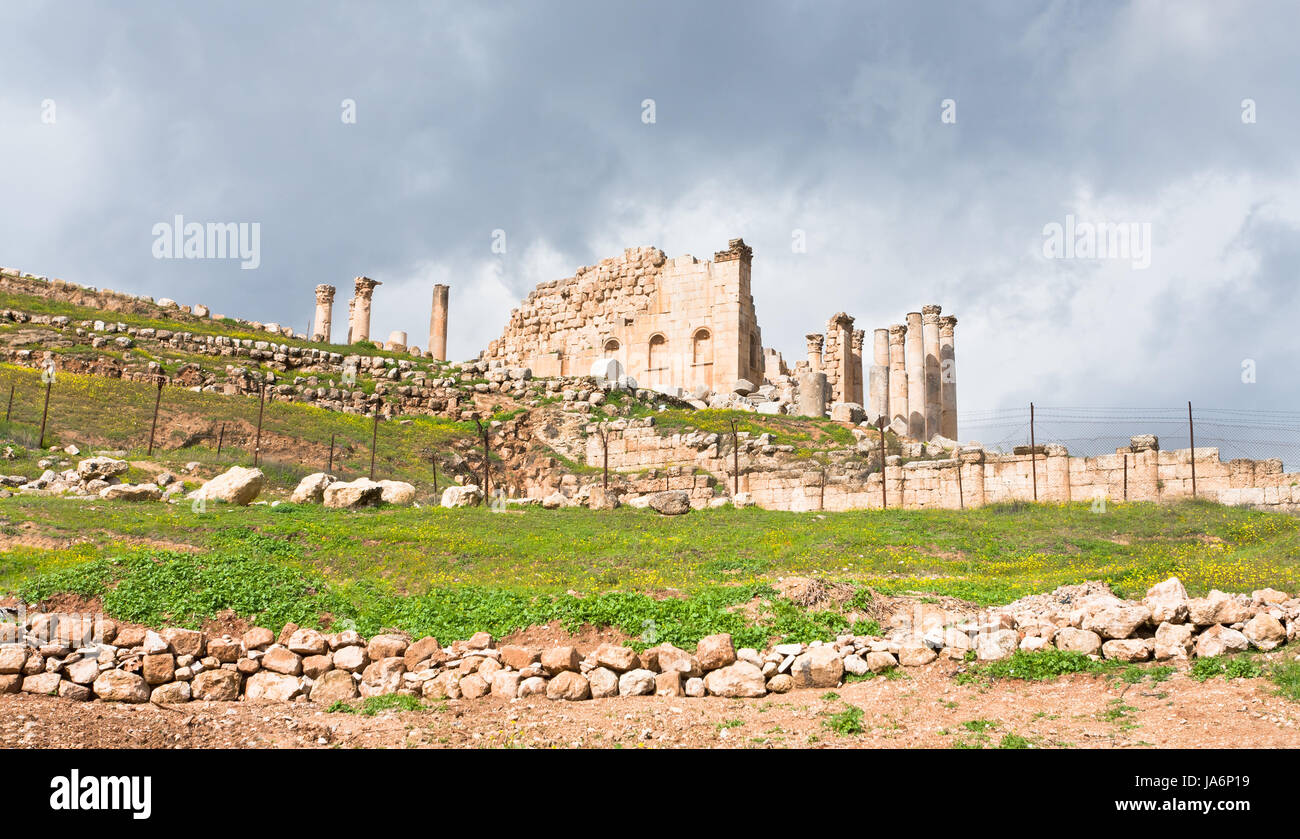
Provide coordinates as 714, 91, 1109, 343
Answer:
4, 660, 1297, 749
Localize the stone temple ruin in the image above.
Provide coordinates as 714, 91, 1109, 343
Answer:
300, 237, 958, 441
483, 237, 958, 440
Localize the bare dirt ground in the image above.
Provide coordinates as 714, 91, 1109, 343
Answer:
5, 661, 1297, 749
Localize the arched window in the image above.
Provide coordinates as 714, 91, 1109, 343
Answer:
692, 328, 712, 365
604, 338, 620, 354
648, 334, 666, 370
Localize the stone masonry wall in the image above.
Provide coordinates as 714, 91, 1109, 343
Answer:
588, 422, 1300, 513
485, 239, 764, 394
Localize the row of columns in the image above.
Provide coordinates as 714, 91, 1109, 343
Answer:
309, 278, 450, 361
867, 305, 957, 441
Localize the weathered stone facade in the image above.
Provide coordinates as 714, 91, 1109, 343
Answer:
485, 239, 764, 395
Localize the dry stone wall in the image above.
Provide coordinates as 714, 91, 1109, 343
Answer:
4, 576, 1296, 707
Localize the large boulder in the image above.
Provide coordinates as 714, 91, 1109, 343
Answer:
546, 671, 591, 701
1195, 624, 1249, 658
99, 483, 162, 502
76, 456, 129, 480
310, 669, 359, 704
704, 661, 768, 697
93, 670, 150, 703
290, 472, 336, 504
378, 480, 416, 506
1101, 639, 1151, 662
440, 484, 482, 508
790, 646, 844, 688
323, 478, 384, 509
1143, 577, 1189, 624
647, 490, 691, 516
187, 466, 265, 506
593, 644, 639, 673
1154, 622, 1195, 661
618, 669, 656, 696
695, 634, 736, 672
191, 669, 242, 701
1081, 604, 1150, 640
976, 629, 1019, 661
1054, 627, 1103, 655
1243, 614, 1286, 651
245, 671, 303, 702
1187, 590, 1251, 627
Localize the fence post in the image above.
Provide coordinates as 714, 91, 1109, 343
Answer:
216, 423, 225, 456
369, 408, 380, 480
147, 375, 164, 456
1188, 401, 1196, 499
328, 432, 335, 474
1029, 402, 1037, 502
876, 419, 887, 510
956, 455, 964, 510
4, 384, 12, 423
599, 425, 609, 489
253, 382, 266, 466
37, 378, 53, 450
728, 418, 740, 496
1123, 451, 1128, 502
474, 418, 490, 497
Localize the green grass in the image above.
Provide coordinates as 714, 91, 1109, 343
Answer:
0, 362, 479, 493
2, 492, 1299, 651
1190, 653, 1265, 682
823, 705, 865, 735
327, 694, 424, 715
1270, 659, 1300, 702
961, 650, 1116, 682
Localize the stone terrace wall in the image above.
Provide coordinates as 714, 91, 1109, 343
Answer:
588, 422, 1300, 512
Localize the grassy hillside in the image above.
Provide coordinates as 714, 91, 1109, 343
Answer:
0, 362, 482, 491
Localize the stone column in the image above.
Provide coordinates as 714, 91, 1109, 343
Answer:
349, 276, 381, 344
805, 333, 824, 371
905, 311, 924, 439
830, 313, 854, 404
939, 315, 957, 440
887, 324, 908, 429
428, 283, 449, 361
869, 328, 890, 424
312, 284, 335, 344
850, 329, 865, 405
345, 297, 355, 344
922, 304, 942, 440
796, 370, 827, 418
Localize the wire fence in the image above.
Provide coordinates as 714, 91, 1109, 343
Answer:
961, 405, 1300, 473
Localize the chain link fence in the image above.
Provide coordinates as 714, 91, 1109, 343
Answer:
962, 405, 1300, 472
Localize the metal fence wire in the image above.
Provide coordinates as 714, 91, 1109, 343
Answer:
961, 405, 1300, 473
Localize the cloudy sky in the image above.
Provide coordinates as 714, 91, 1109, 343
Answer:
2, 1, 1297, 446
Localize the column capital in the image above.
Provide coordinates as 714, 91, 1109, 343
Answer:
805, 333, 824, 352
828, 311, 855, 332
940, 315, 957, 337
888, 323, 907, 341
353, 276, 381, 298
315, 284, 336, 304
922, 304, 942, 324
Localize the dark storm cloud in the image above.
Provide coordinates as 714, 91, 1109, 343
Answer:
1, 0, 1296, 426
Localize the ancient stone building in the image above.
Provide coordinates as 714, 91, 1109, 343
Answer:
801, 303, 958, 440
485, 239, 765, 393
